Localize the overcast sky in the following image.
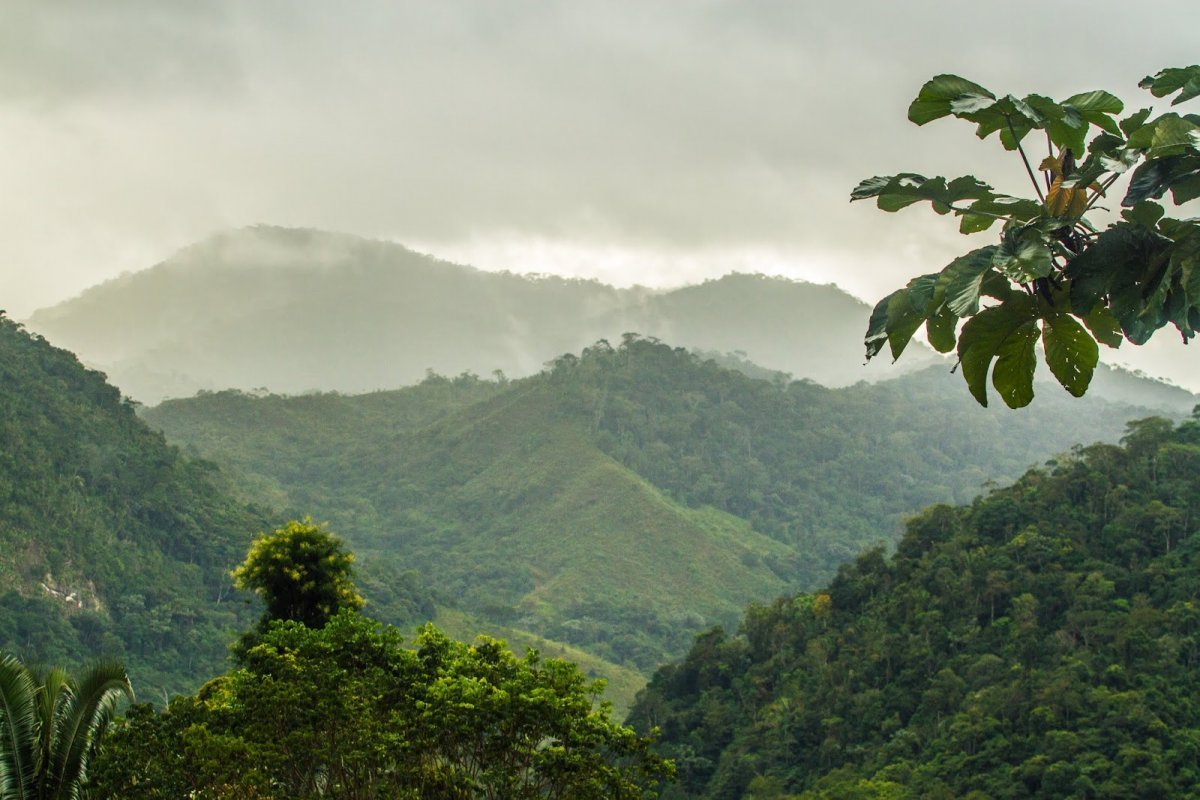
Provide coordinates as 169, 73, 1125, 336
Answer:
3, 1, 1198, 388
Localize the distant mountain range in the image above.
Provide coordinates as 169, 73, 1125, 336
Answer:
26, 225, 936, 403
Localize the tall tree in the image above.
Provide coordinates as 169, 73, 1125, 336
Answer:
0, 653, 132, 800
231, 518, 364, 630
855, 66, 1200, 408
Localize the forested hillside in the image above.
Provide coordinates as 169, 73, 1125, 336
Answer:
144, 336, 1169, 678
630, 413, 1200, 799
0, 315, 270, 698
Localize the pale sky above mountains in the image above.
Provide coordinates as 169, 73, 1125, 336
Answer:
2, 1, 1198, 389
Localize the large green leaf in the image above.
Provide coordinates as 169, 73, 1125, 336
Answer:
1121, 200, 1166, 228
925, 306, 958, 353
959, 212, 996, 234
1165, 223, 1200, 339
850, 174, 993, 215
1042, 313, 1099, 397
1026, 94, 1087, 156
908, 75, 995, 125
992, 321, 1040, 408
1079, 132, 1140, 178
957, 195, 1042, 234
1163, 275, 1197, 340
906, 273, 939, 313
1140, 66, 1200, 106
940, 247, 1000, 317
1105, 240, 1175, 345
963, 95, 1043, 150
1126, 113, 1200, 158
1131, 155, 1200, 205
993, 228, 1053, 283
1120, 107, 1153, 137
885, 283, 927, 360
46, 660, 133, 800
956, 298, 1036, 407
864, 292, 891, 361
1080, 304, 1124, 348
1064, 90, 1124, 135
1172, 171, 1200, 205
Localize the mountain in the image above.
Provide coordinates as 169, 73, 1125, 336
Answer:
25, 226, 930, 403
1089, 362, 1199, 416
629, 413, 1200, 799
0, 315, 656, 712
0, 314, 270, 698
143, 336, 1172, 678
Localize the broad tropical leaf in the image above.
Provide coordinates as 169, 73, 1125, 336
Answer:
925, 306, 958, 353
939, 247, 1000, 317
1042, 313, 1100, 397
991, 320, 1040, 408
993, 228, 1053, 282
956, 299, 1036, 408
1126, 113, 1200, 158
908, 75, 995, 125
1140, 66, 1200, 106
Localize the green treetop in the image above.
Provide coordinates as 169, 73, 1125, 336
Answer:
231, 518, 364, 629
855, 66, 1200, 408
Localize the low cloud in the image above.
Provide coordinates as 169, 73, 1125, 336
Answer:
2, 0, 1199, 325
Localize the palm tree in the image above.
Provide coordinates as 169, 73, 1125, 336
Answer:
0, 653, 133, 800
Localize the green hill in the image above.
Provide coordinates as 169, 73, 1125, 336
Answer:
148, 372, 796, 672
144, 336, 1169, 678
0, 318, 649, 710
629, 413, 1200, 799
0, 315, 270, 698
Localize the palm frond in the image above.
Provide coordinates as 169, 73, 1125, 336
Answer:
0, 654, 39, 800
45, 660, 132, 800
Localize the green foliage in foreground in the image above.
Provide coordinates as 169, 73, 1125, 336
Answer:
631, 412, 1200, 798
90, 612, 673, 799
0, 653, 132, 800
856, 66, 1200, 408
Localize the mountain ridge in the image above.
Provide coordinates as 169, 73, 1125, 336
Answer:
143, 336, 1181, 681
26, 225, 931, 402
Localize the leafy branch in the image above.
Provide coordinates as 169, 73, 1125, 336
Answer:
854, 66, 1200, 408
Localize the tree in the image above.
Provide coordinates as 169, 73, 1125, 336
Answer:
854, 66, 1200, 408
0, 653, 132, 800
231, 518, 364, 629
90, 613, 674, 799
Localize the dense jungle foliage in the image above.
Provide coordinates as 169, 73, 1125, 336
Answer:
89, 611, 672, 799
630, 412, 1200, 799
89, 522, 670, 800
147, 336, 1169, 675
0, 315, 272, 698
